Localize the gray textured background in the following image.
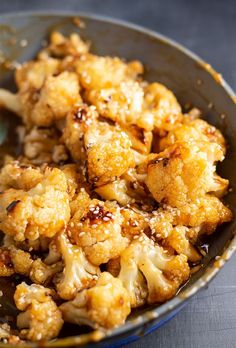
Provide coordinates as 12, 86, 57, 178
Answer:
0, 1, 236, 347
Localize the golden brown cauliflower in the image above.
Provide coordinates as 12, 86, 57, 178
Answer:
144, 82, 183, 131
68, 199, 129, 265
7, 246, 63, 285
173, 195, 233, 234
0, 160, 43, 191
14, 282, 63, 341
146, 141, 228, 208
62, 104, 98, 161
77, 54, 143, 90
39, 31, 90, 59
84, 121, 135, 186
118, 233, 190, 306
17, 57, 81, 126
149, 210, 201, 263
56, 232, 100, 300
85, 80, 144, 126
0, 168, 70, 241
160, 118, 226, 153
60, 272, 131, 329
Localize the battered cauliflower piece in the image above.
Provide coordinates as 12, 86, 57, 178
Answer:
160, 118, 226, 154
68, 199, 128, 265
18, 66, 81, 126
60, 272, 131, 329
22, 126, 68, 165
62, 104, 98, 161
118, 233, 190, 306
146, 141, 228, 208
56, 232, 100, 300
14, 282, 63, 341
77, 54, 143, 90
85, 121, 135, 186
0, 168, 70, 241
0, 160, 43, 191
144, 82, 183, 131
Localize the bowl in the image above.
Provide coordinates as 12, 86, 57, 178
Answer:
0, 12, 236, 348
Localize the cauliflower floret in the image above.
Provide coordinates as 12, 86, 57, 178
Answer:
19, 70, 81, 127
149, 210, 201, 262
174, 195, 232, 234
144, 82, 182, 131
118, 233, 190, 306
60, 272, 131, 329
61, 164, 90, 202
56, 232, 100, 300
77, 54, 143, 90
68, 199, 128, 265
22, 126, 68, 165
84, 122, 135, 186
39, 31, 89, 58
160, 118, 226, 154
146, 141, 228, 208
0, 160, 43, 191
14, 282, 63, 341
15, 58, 60, 90
62, 104, 98, 161
8, 246, 63, 285
85, 80, 145, 126
0, 168, 70, 241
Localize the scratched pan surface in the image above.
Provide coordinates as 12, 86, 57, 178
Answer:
0, 12, 236, 348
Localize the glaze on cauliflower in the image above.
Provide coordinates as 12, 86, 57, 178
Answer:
17, 58, 81, 126
84, 121, 135, 186
0, 159, 43, 191
60, 272, 131, 329
68, 199, 128, 265
62, 104, 98, 161
0, 168, 70, 241
146, 141, 228, 207
56, 232, 100, 300
14, 282, 63, 341
118, 233, 190, 306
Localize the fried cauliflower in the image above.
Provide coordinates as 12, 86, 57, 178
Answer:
84, 121, 135, 186
60, 272, 131, 329
68, 199, 129, 265
14, 282, 63, 341
56, 232, 100, 300
118, 233, 190, 306
16, 58, 81, 126
0, 30, 232, 342
0, 168, 70, 241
